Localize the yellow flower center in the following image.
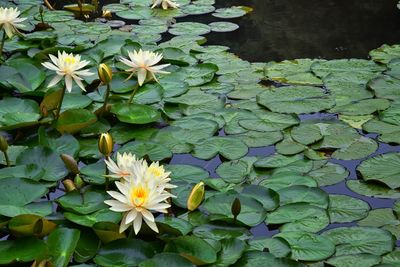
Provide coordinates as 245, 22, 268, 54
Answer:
63, 56, 76, 65
148, 165, 163, 177
131, 186, 149, 207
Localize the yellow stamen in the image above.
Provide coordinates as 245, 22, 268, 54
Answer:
63, 56, 76, 65
148, 165, 163, 177
131, 186, 149, 207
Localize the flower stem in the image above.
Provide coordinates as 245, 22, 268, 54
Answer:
54, 85, 66, 123
3, 151, 10, 167
105, 156, 110, 190
101, 83, 111, 115
0, 29, 6, 59
128, 84, 140, 104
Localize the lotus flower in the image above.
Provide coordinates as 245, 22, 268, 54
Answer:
0, 7, 26, 38
105, 171, 174, 234
119, 49, 170, 86
41, 51, 94, 92
151, 0, 180, 10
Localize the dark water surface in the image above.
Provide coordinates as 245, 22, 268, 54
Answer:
209, 0, 400, 61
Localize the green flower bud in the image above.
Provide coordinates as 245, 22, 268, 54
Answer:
231, 197, 241, 219
187, 181, 205, 211
98, 132, 113, 157
98, 63, 113, 84
0, 135, 8, 153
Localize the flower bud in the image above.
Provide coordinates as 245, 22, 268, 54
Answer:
60, 154, 79, 175
231, 197, 241, 220
74, 174, 84, 189
187, 181, 205, 211
102, 10, 112, 19
62, 179, 77, 192
98, 133, 113, 157
0, 135, 8, 153
98, 63, 113, 84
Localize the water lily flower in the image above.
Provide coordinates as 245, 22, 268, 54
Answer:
41, 51, 94, 93
105, 178, 173, 234
119, 49, 170, 86
0, 7, 26, 38
105, 152, 144, 180
151, 0, 180, 10
145, 161, 176, 190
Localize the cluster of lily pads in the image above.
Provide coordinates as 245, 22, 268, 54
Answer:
1, 0, 400, 266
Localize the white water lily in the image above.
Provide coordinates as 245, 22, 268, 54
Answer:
105, 152, 176, 189
105, 152, 144, 179
41, 51, 94, 93
151, 0, 180, 10
0, 7, 26, 38
119, 49, 170, 86
105, 177, 173, 234
145, 161, 176, 190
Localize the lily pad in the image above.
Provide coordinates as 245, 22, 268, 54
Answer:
257, 86, 335, 114
358, 153, 400, 189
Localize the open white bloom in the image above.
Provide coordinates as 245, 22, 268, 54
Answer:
105, 152, 144, 179
151, 0, 180, 10
0, 7, 26, 38
105, 152, 176, 190
41, 51, 94, 93
119, 49, 170, 86
105, 178, 173, 234
145, 161, 176, 190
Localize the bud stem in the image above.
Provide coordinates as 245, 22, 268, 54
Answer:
105, 156, 110, 190
128, 84, 140, 104
0, 28, 6, 59
101, 83, 111, 116
54, 85, 66, 123
3, 151, 10, 167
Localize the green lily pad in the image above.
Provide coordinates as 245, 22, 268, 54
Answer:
322, 227, 395, 256
209, 22, 239, 32
203, 191, 267, 226
16, 146, 68, 182
192, 137, 248, 160
275, 231, 335, 261
266, 203, 329, 233
169, 22, 211, 36
56, 109, 97, 134
64, 209, 122, 227
358, 153, 400, 189
326, 254, 381, 267
94, 239, 156, 267
212, 6, 247, 18
0, 238, 48, 264
257, 86, 335, 114
370, 44, 400, 64
164, 236, 218, 265
139, 253, 195, 267
57, 189, 109, 215
328, 194, 370, 223
118, 140, 172, 161
0, 98, 40, 129
111, 103, 161, 124
47, 228, 81, 267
